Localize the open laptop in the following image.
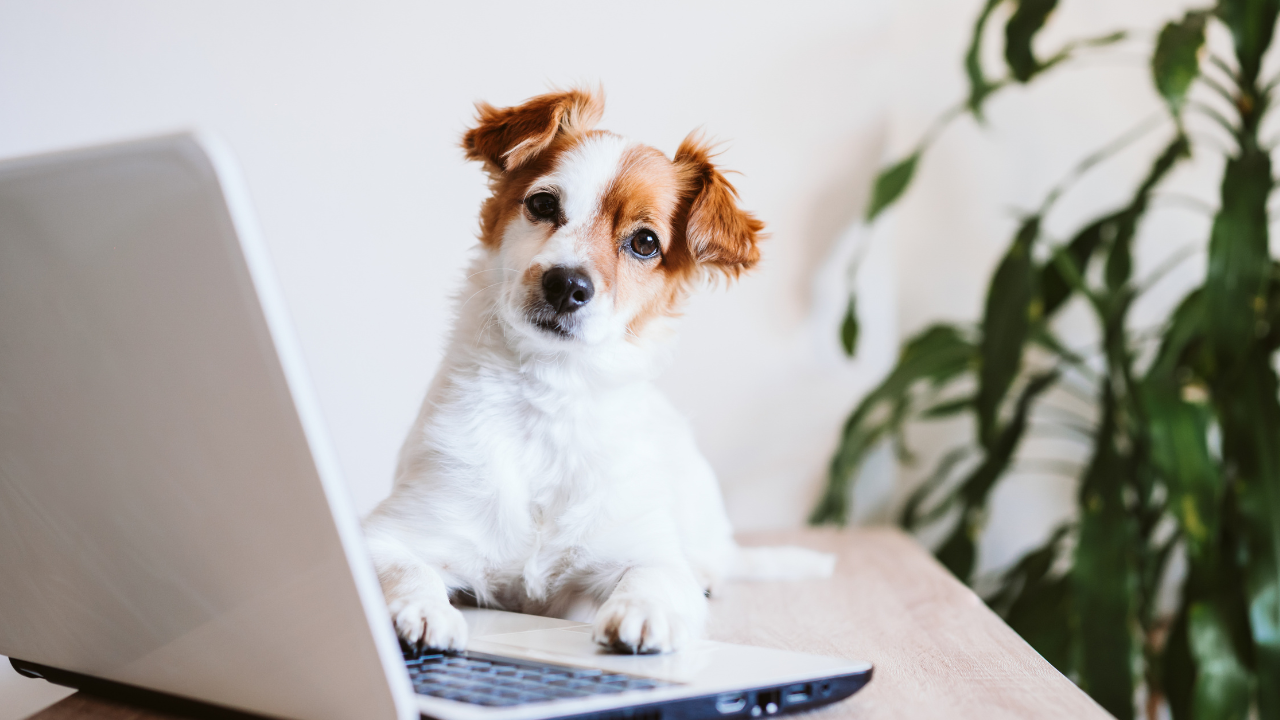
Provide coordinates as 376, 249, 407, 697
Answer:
0, 133, 873, 720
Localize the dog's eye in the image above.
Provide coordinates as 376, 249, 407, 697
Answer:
628, 229, 660, 259
526, 192, 559, 221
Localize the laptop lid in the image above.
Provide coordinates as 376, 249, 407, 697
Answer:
0, 133, 418, 720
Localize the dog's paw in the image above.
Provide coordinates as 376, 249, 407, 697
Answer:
388, 597, 469, 652
592, 597, 692, 654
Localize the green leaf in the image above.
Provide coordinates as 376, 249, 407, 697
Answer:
1217, 0, 1280, 85
1205, 151, 1271, 367
1229, 356, 1280, 719
921, 395, 973, 419
1012, 574, 1074, 672
1145, 388, 1218, 557
810, 417, 890, 526
1138, 535, 1181, 632
812, 324, 976, 526
1042, 135, 1188, 311
1152, 10, 1210, 115
1260, 261, 1280, 353
1187, 602, 1252, 720
1029, 324, 1087, 368
965, 370, 1058, 502
866, 153, 919, 221
936, 514, 978, 580
1246, 569, 1280, 718
840, 294, 859, 357
1144, 292, 1219, 560
1149, 289, 1208, 380
1040, 214, 1113, 318
976, 217, 1038, 449
1156, 431, 1215, 559
966, 0, 1007, 117
1034, 30, 1127, 79
900, 446, 972, 529
1165, 605, 1196, 720
1005, 0, 1058, 82
941, 371, 1058, 581
989, 525, 1075, 674
988, 524, 1070, 612
1073, 511, 1136, 718
1105, 135, 1191, 292
894, 325, 977, 390
1073, 385, 1137, 719
1103, 227, 1133, 294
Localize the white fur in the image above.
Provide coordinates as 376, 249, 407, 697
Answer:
363, 135, 832, 655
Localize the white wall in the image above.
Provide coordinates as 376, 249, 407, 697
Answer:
0, 0, 911, 530
0, 2, 1220, 710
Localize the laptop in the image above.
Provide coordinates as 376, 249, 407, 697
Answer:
0, 133, 873, 720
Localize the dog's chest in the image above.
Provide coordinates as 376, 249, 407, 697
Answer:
446, 373, 648, 558
476, 423, 608, 606
453, 370, 645, 481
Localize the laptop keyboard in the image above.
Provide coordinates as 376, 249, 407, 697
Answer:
404, 651, 674, 707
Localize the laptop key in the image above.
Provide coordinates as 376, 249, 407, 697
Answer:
405, 651, 674, 706
541, 687, 591, 699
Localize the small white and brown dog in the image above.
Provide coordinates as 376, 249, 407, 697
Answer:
363, 87, 834, 656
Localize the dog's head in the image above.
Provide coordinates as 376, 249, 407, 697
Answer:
462, 87, 764, 350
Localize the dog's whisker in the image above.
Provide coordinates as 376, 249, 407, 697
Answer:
458, 280, 510, 311
477, 314, 505, 342
463, 266, 518, 282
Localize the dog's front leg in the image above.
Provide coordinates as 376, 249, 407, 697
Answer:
368, 539, 469, 652
593, 564, 708, 654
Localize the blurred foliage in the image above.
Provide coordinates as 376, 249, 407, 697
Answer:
813, 2, 1280, 718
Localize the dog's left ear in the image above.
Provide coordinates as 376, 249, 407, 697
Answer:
674, 134, 765, 278
462, 88, 604, 173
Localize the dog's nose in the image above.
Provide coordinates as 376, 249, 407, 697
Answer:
541, 266, 595, 314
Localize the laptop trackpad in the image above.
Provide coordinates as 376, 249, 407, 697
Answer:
468, 629, 716, 683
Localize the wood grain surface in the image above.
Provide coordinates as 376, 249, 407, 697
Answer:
26, 527, 1110, 720
719, 528, 1110, 719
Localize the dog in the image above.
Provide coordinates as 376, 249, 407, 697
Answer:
363, 87, 835, 656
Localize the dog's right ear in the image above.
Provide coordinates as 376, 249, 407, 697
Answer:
462, 88, 604, 173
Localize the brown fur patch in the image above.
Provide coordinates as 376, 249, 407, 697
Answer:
594, 145, 680, 297
473, 139, 571, 249
462, 88, 604, 173
588, 145, 694, 337
463, 87, 605, 249
673, 134, 766, 278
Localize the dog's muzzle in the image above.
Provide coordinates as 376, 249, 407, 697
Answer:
527, 266, 593, 337
541, 266, 594, 313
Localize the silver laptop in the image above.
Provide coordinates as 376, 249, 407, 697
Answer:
0, 133, 872, 720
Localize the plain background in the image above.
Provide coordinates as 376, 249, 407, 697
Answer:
1, 0, 1220, 715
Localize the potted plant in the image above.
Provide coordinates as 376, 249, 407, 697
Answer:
812, 2, 1280, 718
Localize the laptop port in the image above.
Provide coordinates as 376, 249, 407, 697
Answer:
752, 689, 781, 716
783, 684, 811, 705
716, 693, 747, 714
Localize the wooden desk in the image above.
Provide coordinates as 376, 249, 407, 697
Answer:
27, 528, 1109, 720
